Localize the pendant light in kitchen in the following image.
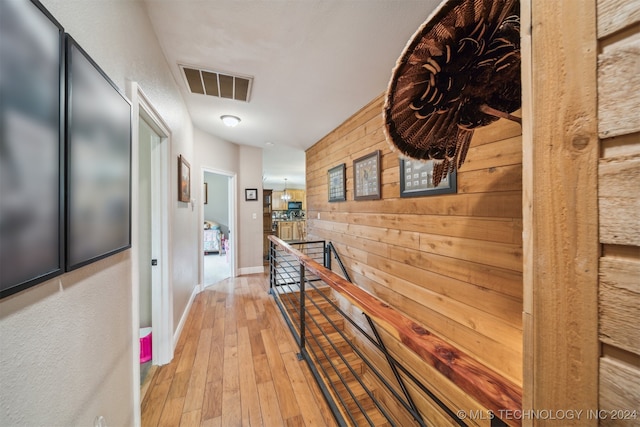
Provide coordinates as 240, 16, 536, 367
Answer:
281, 178, 291, 201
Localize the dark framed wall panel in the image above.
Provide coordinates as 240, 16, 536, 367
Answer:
399, 158, 457, 198
0, 0, 65, 298
65, 35, 132, 271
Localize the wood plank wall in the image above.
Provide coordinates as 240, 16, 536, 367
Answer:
305, 94, 523, 421
597, 0, 640, 421
521, 2, 600, 424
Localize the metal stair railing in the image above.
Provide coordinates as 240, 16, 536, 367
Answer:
268, 235, 521, 427
269, 238, 458, 426
325, 242, 426, 425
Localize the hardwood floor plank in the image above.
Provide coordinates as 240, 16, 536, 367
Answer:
183, 328, 213, 412
238, 325, 264, 427
205, 304, 225, 385
200, 380, 222, 422
249, 278, 268, 315
244, 296, 258, 321
247, 318, 267, 357
284, 414, 305, 427
261, 328, 302, 420
142, 274, 336, 427
266, 300, 297, 354
179, 410, 201, 427
224, 300, 238, 337
201, 296, 216, 330
167, 370, 191, 400
257, 381, 286, 427
142, 376, 171, 427
235, 289, 249, 329
154, 359, 178, 386
158, 397, 185, 427
252, 353, 273, 385
221, 331, 241, 427
186, 294, 207, 340
200, 417, 221, 427
176, 334, 198, 374
282, 351, 337, 427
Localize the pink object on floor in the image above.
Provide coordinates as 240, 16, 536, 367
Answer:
140, 327, 152, 363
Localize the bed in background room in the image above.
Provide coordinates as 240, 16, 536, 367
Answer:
203, 220, 223, 255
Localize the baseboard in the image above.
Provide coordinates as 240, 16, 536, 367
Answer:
173, 285, 200, 350
238, 265, 265, 276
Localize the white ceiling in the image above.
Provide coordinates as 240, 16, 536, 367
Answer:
143, 0, 441, 190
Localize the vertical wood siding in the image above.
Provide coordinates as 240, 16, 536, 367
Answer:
305, 94, 524, 390
597, 0, 640, 418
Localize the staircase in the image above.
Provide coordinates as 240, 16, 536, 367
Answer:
276, 286, 392, 426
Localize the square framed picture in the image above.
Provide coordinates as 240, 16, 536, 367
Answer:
245, 188, 258, 201
178, 154, 190, 202
399, 158, 457, 198
328, 163, 346, 202
353, 150, 381, 200
65, 35, 132, 271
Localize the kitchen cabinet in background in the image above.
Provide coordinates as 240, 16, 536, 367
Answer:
263, 190, 275, 261
271, 189, 306, 211
277, 221, 306, 241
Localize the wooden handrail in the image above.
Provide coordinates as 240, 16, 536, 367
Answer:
269, 235, 523, 425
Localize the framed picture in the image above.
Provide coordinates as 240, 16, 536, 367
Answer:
353, 150, 381, 200
204, 182, 208, 204
245, 188, 258, 201
328, 163, 346, 202
0, 0, 65, 298
399, 158, 457, 198
178, 155, 190, 202
65, 35, 132, 271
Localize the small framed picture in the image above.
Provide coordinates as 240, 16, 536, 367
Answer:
353, 150, 381, 200
328, 163, 346, 202
245, 188, 258, 201
399, 158, 457, 198
178, 155, 190, 202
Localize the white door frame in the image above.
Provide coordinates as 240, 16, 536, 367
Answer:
200, 167, 237, 286
128, 81, 173, 427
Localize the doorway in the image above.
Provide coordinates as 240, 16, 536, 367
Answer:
202, 171, 232, 286
138, 117, 158, 383
128, 82, 173, 426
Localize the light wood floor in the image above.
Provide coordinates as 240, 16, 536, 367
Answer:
141, 274, 338, 427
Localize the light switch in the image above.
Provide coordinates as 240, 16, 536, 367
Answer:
252, 213, 257, 219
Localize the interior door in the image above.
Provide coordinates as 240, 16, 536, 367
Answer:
138, 119, 155, 332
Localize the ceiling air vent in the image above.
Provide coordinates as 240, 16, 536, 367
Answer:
180, 65, 253, 102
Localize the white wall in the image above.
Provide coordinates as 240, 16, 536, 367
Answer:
0, 1, 197, 426
193, 128, 265, 274
194, 128, 238, 285
0, 253, 132, 426
238, 145, 265, 273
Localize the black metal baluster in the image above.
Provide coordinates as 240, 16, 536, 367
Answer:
298, 262, 306, 358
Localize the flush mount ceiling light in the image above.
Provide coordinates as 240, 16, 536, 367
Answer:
220, 115, 241, 127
